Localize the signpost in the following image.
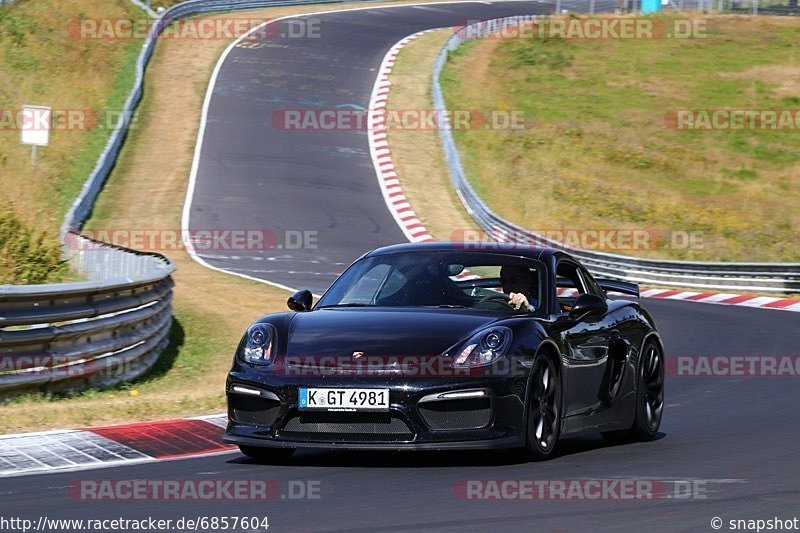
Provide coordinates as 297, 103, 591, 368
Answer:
20, 104, 51, 164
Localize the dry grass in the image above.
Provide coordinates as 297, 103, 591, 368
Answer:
441, 15, 800, 261
385, 30, 481, 240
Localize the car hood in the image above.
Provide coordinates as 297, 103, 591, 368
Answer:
283, 307, 503, 357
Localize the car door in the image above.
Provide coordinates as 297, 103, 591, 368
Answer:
556, 260, 616, 418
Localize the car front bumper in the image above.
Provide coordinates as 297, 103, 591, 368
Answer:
224, 367, 528, 451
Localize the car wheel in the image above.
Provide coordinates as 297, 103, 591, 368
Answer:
602, 338, 664, 443
238, 445, 295, 461
525, 352, 561, 461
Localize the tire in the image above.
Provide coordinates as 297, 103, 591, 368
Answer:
524, 352, 562, 461
238, 445, 295, 461
602, 338, 664, 443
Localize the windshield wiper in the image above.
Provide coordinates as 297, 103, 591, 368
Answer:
434, 304, 468, 308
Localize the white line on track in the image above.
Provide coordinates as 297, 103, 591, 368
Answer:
180, 1, 500, 291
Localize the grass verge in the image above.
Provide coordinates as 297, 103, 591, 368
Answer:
0, 205, 68, 283
385, 30, 481, 240
440, 14, 800, 261
0, 0, 145, 283
0, 0, 145, 232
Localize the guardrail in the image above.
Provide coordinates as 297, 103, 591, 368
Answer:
0, 232, 174, 398
432, 16, 800, 293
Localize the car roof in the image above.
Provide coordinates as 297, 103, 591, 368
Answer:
363, 241, 565, 262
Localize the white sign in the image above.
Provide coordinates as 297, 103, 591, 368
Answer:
20, 105, 51, 147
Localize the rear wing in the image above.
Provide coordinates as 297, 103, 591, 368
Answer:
597, 279, 639, 298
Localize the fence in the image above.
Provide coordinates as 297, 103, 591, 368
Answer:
556, 0, 798, 14
660, 0, 798, 15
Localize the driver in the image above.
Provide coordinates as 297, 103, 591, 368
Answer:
500, 265, 538, 312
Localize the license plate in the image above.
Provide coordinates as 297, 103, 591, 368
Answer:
299, 388, 389, 411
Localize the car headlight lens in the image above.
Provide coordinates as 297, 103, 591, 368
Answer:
453, 327, 512, 367
241, 323, 275, 365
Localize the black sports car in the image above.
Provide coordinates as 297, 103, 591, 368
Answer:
224, 242, 664, 461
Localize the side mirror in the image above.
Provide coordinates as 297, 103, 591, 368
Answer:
569, 293, 608, 321
447, 263, 465, 276
287, 289, 313, 312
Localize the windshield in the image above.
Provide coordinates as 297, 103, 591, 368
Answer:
316, 251, 545, 313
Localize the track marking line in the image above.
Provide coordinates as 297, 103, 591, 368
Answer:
181, 1, 528, 289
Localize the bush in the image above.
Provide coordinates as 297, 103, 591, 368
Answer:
0, 206, 68, 284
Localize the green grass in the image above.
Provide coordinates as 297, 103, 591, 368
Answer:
57, 39, 145, 222
149, 0, 185, 9
0, 0, 146, 281
442, 15, 800, 261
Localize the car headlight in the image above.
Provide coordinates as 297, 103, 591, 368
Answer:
240, 323, 275, 365
453, 327, 512, 368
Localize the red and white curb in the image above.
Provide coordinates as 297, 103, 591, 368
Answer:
556, 287, 800, 311
368, 30, 436, 244
0, 415, 233, 478
366, 31, 800, 314
638, 289, 800, 311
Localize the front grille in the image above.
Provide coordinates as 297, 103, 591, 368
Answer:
230, 395, 281, 428
280, 412, 414, 442
418, 398, 492, 430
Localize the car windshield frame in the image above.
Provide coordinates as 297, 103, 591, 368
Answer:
315, 250, 548, 316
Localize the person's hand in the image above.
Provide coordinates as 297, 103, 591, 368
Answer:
507, 292, 531, 311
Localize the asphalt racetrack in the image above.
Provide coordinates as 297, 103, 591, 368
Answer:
184, 0, 602, 292
3, 2, 798, 532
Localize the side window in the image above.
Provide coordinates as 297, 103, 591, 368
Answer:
556, 261, 586, 312
579, 267, 604, 297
